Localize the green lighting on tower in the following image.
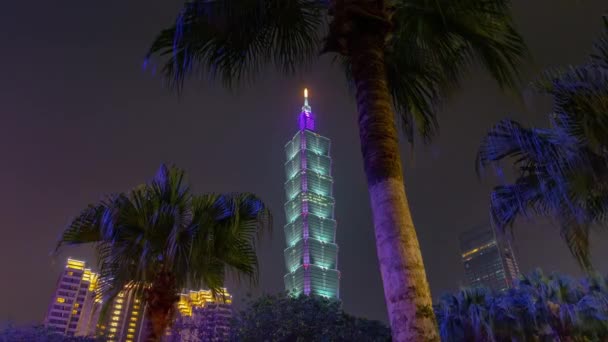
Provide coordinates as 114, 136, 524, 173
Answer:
283, 89, 340, 299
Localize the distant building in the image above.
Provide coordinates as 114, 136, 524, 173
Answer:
97, 287, 145, 342
283, 88, 341, 299
98, 287, 232, 342
44, 258, 100, 337
46, 259, 232, 341
168, 289, 232, 342
459, 225, 520, 291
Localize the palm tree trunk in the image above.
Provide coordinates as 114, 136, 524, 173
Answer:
144, 271, 178, 342
349, 27, 439, 342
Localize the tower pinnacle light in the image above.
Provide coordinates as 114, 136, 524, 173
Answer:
283, 89, 341, 299
299, 87, 314, 130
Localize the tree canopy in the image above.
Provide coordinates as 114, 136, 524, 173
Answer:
54, 164, 271, 339
478, 16, 608, 271
435, 270, 608, 341
230, 293, 391, 341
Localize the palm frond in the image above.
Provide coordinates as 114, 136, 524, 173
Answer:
394, 0, 528, 90
478, 16, 608, 272
55, 164, 272, 317
383, 0, 527, 142
591, 15, 608, 68
54, 205, 105, 252
146, 0, 325, 89
560, 223, 593, 273
385, 35, 447, 143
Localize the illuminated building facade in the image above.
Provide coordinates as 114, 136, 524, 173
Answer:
98, 288, 145, 342
283, 89, 340, 299
169, 289, 232, 342
459, 225, 520, 291
44, 258, 100, 337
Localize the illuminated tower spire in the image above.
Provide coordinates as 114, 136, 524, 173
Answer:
298, 88, 315, 131
284, 88, 340, 299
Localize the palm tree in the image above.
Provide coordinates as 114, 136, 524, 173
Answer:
477, 16, 608, 272
54, 165, 271, 341
145, 1, 528, 339
436, 271, 608, 341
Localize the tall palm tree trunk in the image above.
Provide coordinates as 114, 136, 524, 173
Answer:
349, 29, 439, 342
144, 271, 178, 342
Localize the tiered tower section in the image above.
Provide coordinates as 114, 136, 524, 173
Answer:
283, 89, 340, 299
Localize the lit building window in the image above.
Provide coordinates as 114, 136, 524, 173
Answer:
56, 298, 65, 303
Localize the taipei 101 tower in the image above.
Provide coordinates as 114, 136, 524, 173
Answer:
283, 89, 340, 299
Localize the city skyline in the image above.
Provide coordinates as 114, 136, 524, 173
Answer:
0, 0, 607, 326
43, 258, 233, 341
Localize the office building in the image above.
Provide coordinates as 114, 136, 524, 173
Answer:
459, 225, 520, 291
283, 89, 340, 299
44, 258, 100, 337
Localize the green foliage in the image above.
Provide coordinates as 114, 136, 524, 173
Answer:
230, 293, 391, 341
435, 270, 608, 342
54, 164, 271, 312
147, 0, 527, 144
147, 0, 325, 89
478, 16, 608, 271
0, 324, 98, 342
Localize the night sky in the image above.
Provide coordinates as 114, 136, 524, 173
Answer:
1, 0, 607, 325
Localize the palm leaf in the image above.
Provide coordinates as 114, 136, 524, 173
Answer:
147, 0, 325, 89
591, 15, 608, 68
55, 164, 272, 323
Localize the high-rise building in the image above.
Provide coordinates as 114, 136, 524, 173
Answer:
283, 89, 340, 299
46, 259, 232, 342
98, 287, 146, 342
170, 289, 232, 342
44, 258, 100, 337
459, 225, 520, 291
99, 288, 232, 342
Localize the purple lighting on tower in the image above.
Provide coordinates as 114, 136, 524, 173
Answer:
299, 88, 315, 131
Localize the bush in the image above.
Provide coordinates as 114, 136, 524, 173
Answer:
435, 270, 608, 341
230, 293, 391, 341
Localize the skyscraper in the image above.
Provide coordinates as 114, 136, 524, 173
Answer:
283, 89, 340, 299
44, 258, 100, 337
459, 225, 520, 291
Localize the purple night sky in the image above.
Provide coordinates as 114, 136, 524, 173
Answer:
0, 0, 606, 324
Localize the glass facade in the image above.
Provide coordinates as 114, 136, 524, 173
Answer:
459, 225, 520, 292
283, 90, 340, 299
